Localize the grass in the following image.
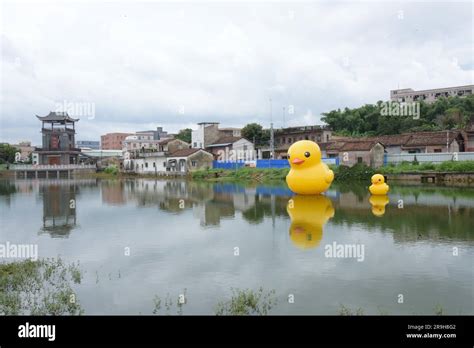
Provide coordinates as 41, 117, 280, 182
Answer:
0, 258, 83, 315
379, 160, 474, 174
192, 167, 289, 182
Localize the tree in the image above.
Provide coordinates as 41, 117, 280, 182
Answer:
175, 128, 192, 144
0, 144, 20, 164
242, 123, 267, 146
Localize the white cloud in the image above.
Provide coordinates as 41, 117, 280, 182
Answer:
1, 1, 472, 144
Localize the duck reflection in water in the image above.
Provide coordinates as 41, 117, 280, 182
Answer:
286, 195, 335, 250
369, 195, 389, 217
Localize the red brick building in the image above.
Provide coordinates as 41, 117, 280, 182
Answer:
101, 133, 133, 150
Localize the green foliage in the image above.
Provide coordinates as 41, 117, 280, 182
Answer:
0, 258, 83, 315
215, 287, 278, 315
104, 165, 118, 175
379, 161, 474, 174
333, 164, 375, 182
192, 167, 289, 182
241, 123, 269, 146
338, 304, 364, 316
175, 128, 192, 144
0, 144, 20, 163
152, 289, 187, 315
321, 95, 474, 136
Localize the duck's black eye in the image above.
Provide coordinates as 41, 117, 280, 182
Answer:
304, 152, 310, 158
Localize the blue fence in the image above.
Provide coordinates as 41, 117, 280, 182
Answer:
213, 158, 338, 169
256, 159, 290, 168
213, 161, 245, 169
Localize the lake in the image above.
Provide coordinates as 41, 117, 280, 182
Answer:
0, 178, 473, 315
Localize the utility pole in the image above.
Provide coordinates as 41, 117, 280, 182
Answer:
269, 98, 274, 159
446, 130, 449, 153
282, 106, 286, 129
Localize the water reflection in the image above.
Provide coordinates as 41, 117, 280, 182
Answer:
287, 195, 335, 249
40, 183, 78, 237
369, 195, 389, 217
3, 179, 474, 244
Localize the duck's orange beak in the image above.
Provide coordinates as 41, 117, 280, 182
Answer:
292, 158, 305, 165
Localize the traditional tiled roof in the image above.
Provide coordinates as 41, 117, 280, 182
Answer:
169, 148, 203, 157
402, 131, 459, 147
208, 136, 243, 146
339, 140, 384, 151
36, 112, 79, 122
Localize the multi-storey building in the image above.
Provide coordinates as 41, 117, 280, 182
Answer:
390, 85, 474, 103
101, 133, 133, 150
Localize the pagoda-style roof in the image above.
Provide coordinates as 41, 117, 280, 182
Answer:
36, 112, 79, 122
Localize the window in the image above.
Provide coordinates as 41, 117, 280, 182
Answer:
305, 136, 309, 140
317, 135, 321, 142
145, 162, 148, 168
243, 145, 247, 151
326, 134, 330, 142
163, 162, 166, 167
153, 162, 156, 167
193, 142, 197, 147
191, 160, 196, 167
357, 157, 363, 164
434, 149, 442, 153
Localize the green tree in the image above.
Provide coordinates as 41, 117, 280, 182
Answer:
242, 123, 269, 146
0, 144, 20, 164
175, 128, 192, 144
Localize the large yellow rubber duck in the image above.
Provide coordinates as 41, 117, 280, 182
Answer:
369, 195, 389, 217
286, 195, 335, 249
369, 174, 389, 195
286, 140, 334, 195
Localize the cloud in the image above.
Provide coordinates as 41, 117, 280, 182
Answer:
1, 1, 472, 144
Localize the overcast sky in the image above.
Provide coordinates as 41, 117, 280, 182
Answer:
1, 0, 472, 145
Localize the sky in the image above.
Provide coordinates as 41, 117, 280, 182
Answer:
1, 0, 473, 145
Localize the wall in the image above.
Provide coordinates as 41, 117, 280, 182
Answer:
187, 151, 214, 171
386, 152, 474, 163
132, 156, 167, 173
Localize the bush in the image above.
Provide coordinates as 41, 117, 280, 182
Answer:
334, 163, 375, 182
103, 166, 118, 175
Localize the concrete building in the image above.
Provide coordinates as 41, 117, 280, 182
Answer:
400, 130, 463, 153
166, 148, 213, 173
262, 125, 332, 159
34, 112, 81, 165
338, 141, 385, 168
390, 85, 474, 103
101, 133, 133, 150
76, 140, 100, 150
157, 138, 190, 153
11, 141, 35, 161
206, 136, 255, 160
191, 122, 242, 149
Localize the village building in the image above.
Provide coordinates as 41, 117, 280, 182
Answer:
337, 141, 385, 167
206, 136, 255, 161
166, 148, 214, 173
34, 112, 81, 165
399, 131, 464, 153
157, 138, 190, 153
462, 120, 474, 152
191, 122, 243, 149
11, 141, 35, 162
101, 132, 133, 150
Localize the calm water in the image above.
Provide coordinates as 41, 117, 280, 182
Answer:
1, 178, 473, 315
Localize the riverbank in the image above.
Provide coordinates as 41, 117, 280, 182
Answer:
190, 161, 474, 186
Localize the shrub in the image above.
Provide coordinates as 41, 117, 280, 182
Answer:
104, 166, 118, 175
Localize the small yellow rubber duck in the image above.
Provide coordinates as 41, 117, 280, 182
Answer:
369, 195, 389, 217
369, 174, 389, 195
286, 140, 334, 195
287, 195, 335, 249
